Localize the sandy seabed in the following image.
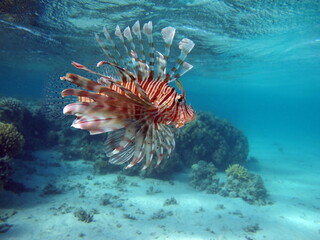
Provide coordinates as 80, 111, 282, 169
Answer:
0, 135, 319, 240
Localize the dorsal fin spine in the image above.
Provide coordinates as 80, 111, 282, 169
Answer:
132, 20, 149, 81
155, 51, 166, 80
124, 26, 146, 82
168, 38, 195, 83
101, 26, 128, 70
114, 25, 136, 74
172, 62, 193, 82
142, 21, 155, 77
95, 33, 117, 65
161, 27, 176, 61
132, 21, 146, 63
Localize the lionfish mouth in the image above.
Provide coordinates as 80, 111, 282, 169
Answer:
59, 20, 196, 170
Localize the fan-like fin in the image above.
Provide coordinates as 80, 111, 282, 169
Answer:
161, 26, 176, 63
109, 143, 135, 165
75, 117, 125, 135
142, 21, 155, 79
104, 26, 128, 69
162, 125, 175, 156
97, 61, 152, 105
63, 102, 127, 134
123, 26, 137, 60
109, 123, 137, 156
115, 25, 135, 73
169, 62, 194, 86
105, 128, 125, 154
132, 21, 146, 63
62, 101, 125, 120
132, 20, 149, 81
62, 63, 152, 107
156, 51, 166, 80
142, 124, 156, 170
125, 125, 148, 169
124, 26, 148, 83
61, 87, 138, 108
168, 38, 195, 83
94, 33, 117, 66
154, 127, 164, 166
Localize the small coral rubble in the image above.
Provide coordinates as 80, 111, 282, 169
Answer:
189, 161, 269, 205
74, 208, 94, 223
163, 197, 178, 206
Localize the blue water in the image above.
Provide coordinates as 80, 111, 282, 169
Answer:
1, 1, 320, 239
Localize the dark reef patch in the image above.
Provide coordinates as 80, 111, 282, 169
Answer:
175, 111, 249, 170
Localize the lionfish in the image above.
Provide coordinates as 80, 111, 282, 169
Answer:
60, 21, 195, 169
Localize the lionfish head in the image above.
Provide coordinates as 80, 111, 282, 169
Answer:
174, 94, 196, 128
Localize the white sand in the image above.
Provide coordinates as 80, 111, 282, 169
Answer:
0, 136, 319, 240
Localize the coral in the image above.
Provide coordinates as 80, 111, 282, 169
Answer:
225, 164, 249, 180
0, 122, 24, 159
175, 112, 249, 170
189, 160, 220, 192
0, 97, 53, 150
0, 122, 24, 190
0, 97, 57, 150
220, 165, 269, 205
189, 161, 269, 205
0, 97, 26, 127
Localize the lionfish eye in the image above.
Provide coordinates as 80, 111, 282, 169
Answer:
177, 95, 184, 102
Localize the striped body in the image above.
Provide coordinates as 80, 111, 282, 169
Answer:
60, 21, 195, 169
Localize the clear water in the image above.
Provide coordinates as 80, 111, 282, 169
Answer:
1, 1, 319, 239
